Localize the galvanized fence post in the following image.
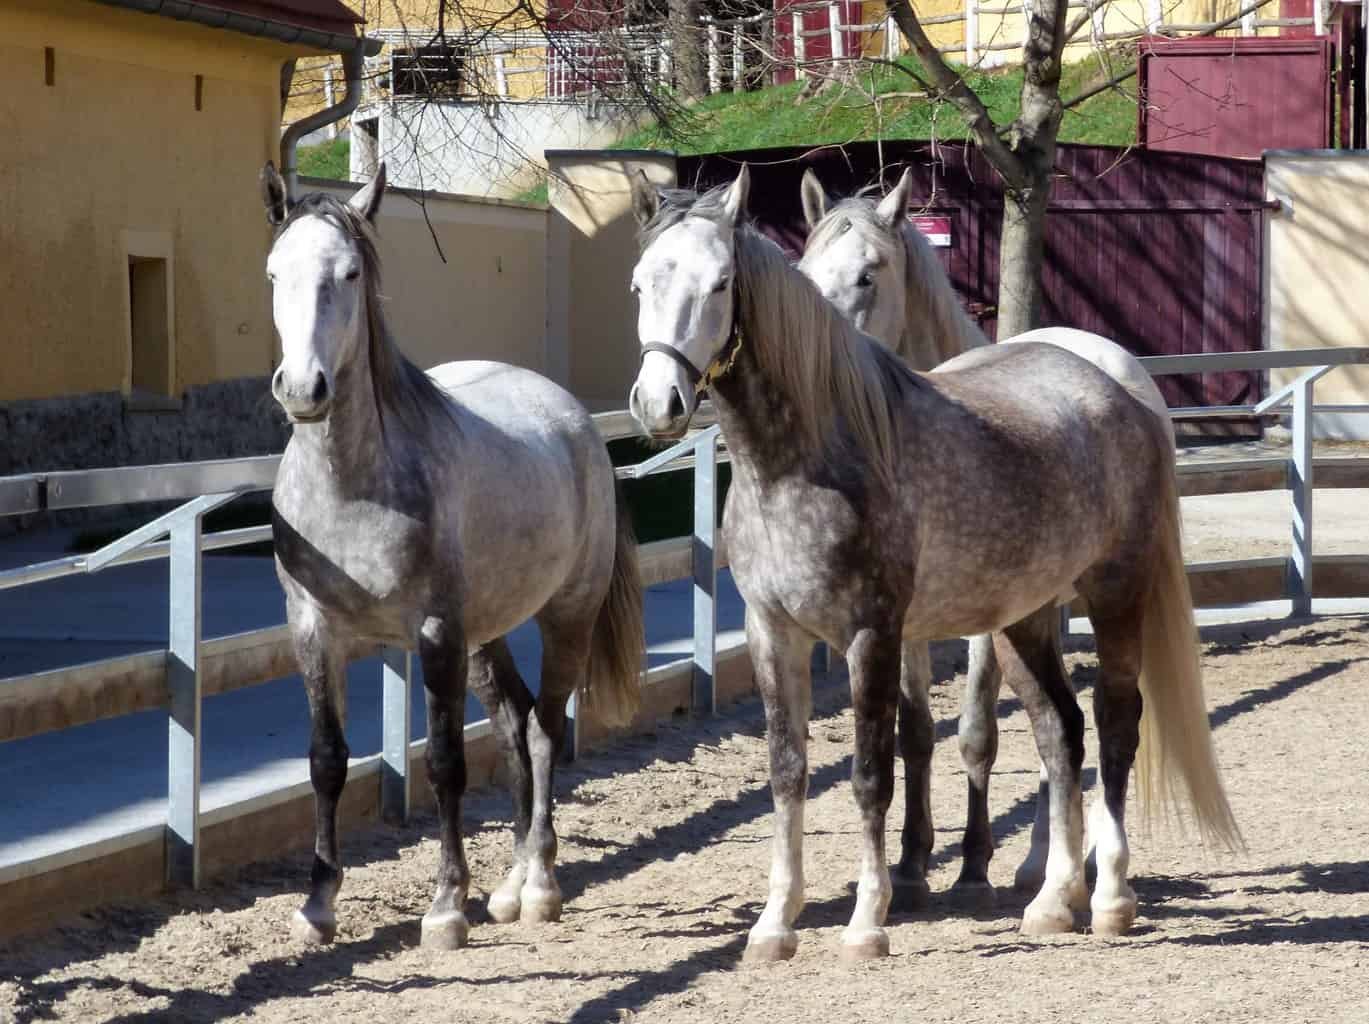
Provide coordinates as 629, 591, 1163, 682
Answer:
166, 512, 205, 889
693, 426, 720, 716
1289, 375, 1315, 616
381, 646, 413, 824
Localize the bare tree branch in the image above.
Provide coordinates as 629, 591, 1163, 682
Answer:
884, 0, 1027, 187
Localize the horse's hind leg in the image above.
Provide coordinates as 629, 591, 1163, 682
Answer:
841, 625, 901, 962
289, 610, 349, 944
419, 616, 473, 949
519, 610, 595, 924
953, 633, 1002, 909
467, 639, 536, 925
994, 606, 1087, 936
892, 640, 933, 911
1087, 608, 1144, 936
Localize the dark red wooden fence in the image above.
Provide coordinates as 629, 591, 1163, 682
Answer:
677, 141, 1268, 410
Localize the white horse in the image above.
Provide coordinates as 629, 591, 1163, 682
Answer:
797, 168, 1176, 904
261, 163, 643, 949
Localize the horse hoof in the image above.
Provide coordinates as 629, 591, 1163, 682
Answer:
519, 887, 563, 924
486, 888, 521, 925
421, 910, 470, 950
1091, 896, 1138, 937
291, 907, 336, 945
744, 928, 798, 963
839, 928, 890, 963
1020, 900, 1076, 936
948, 880, 998, 912
890, 874, 931, 913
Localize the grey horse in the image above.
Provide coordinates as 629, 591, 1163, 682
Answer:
260, 163, 643, 949
627, 168, 1238, 962
797, 168, 1174, 906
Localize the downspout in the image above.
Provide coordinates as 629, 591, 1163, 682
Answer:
280, 44, 368, 199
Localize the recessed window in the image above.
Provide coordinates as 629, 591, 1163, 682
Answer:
128, 256, 171, 395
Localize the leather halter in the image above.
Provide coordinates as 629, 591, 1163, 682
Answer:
637, 285, 744, 396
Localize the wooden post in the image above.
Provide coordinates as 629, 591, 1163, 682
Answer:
793, 11, 806, 78
829, 1, 845, 66
965, 0, 978, 65
707, 18, 721, 93
733, 21, 744, 93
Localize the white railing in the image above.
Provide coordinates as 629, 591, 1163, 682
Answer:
2, 348, 1368, 899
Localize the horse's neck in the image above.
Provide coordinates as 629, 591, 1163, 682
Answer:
898, 227, 988, 368
708, 347, 806, 484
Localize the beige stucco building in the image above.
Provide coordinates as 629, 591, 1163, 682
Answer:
0, 0, 371, 473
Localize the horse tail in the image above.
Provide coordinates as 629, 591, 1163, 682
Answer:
584, 485, 645, 728
1135, 440, 1243, 852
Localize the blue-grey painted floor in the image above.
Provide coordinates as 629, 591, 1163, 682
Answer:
0, 534, 745, 868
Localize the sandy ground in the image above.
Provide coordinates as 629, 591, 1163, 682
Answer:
2, 614, 1367, 1024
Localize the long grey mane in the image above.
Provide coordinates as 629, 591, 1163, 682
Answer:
805, 198, 988, 367
275, 193, 456, 439
640, 185, 919, 488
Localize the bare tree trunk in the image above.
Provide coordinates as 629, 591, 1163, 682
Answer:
670, 0, 708, 99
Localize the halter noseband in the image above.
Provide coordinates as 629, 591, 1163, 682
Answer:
637, 285, 744, 396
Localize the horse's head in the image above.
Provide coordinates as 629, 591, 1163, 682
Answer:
627, 167, 750, 439
260, 162, 386, 424
796, 168, 913, 350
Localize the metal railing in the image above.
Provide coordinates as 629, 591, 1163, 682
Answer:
0, 408, 726, 890
2, 347, 1367, 891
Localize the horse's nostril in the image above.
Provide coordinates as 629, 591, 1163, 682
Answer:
310, 372, 329, 404
667, 388, 685, 420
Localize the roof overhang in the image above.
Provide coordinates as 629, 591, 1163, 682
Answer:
91, 0, 382, 56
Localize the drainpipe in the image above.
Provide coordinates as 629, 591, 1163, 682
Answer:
280, 44, 368, 199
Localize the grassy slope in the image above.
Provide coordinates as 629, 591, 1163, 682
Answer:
615, 55, 1138, 154
297, 137, 351, 181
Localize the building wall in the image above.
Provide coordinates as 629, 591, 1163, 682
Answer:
0, 0, 301, 405
1264, 151, 1369, 439
545, 150, 678, 411
308, 180, 551, 376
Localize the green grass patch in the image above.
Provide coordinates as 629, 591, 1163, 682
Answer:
298, 137, 351, 181
612, 53, 1138, 154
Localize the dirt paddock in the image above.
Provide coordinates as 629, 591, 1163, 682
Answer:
2, 615, 1368, 1023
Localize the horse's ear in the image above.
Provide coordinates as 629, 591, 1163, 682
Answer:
800, 168, 829, 230
724, 164, 750, 226
630, 169, 658, 226
260, 161, 288, 227
349, 162, 387, 222
876, 168, 914, 230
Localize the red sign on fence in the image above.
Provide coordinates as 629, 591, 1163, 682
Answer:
909, 214, 951, 248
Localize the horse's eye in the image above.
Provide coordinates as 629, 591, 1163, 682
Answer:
344, 268, 361, 282
711, 276, 729, 294
857, 271, 874, 288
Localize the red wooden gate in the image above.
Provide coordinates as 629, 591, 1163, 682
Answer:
677, 141, 1268, 412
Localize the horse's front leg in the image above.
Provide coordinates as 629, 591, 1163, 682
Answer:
419, 615, 473, 949
892, 640, 933, 911
290, 607, 349, 944
841, 626, 900, 961
743, 610, 813, 963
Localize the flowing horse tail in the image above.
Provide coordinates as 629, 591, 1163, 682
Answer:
583, 487, 645, 727
1135, 434, 1243, 852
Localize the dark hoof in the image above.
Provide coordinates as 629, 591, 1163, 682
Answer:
948, 880, 998, 913
889, 873, 931, 913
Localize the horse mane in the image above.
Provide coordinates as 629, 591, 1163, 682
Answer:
275, 192, 456, 439
639, 184, 919, 488
803, 196, 988, 368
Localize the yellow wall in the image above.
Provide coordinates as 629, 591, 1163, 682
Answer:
1265, 152, 1369, 438
310, 182, 551, 375
0, 0, 324, 403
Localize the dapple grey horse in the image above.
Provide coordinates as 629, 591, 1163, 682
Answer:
628, 168, 1238, 962
261, 163, 643, 949
797, 168, 1174, 905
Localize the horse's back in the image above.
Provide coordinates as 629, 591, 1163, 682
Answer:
427, 360, 596, 441
1001, 327, 1169, 421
